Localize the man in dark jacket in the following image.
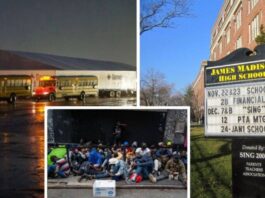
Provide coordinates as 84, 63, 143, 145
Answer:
130, 149, 156, 183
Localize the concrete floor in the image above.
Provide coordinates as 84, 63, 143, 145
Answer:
48, 189, 187, 198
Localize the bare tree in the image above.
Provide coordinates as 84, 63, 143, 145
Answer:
141, 69, 174, 106
183, 85, 202, 122
140, 0, 190, 35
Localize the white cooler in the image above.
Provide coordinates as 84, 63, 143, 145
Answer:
93, 180, 116, 197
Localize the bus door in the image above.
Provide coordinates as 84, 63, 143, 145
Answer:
0, 78, 6, 97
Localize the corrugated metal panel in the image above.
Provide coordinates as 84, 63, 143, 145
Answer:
0, 50, 135, 71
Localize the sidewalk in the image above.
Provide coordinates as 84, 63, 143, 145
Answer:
48, 175, 186, 189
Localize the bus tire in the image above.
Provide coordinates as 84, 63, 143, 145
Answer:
8, 93, 16, 104
110, 91, 115, 98
116, 91, 121, 98
80, 92, 86, 101
48, 93, 55, 102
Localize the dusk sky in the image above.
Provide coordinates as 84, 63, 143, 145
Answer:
141, 0, 223, 92
0, 0, 136, 66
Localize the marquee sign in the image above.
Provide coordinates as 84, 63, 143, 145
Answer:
205, 47, 265, 137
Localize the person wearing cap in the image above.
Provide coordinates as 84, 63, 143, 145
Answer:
165, 152, 187, 187
135, 142, 151, 157
108, 157, 127, 181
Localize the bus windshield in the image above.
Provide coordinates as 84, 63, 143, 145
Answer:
39, 80, 56, 87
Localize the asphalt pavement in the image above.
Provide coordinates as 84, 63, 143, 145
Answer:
0, 98, 135, 197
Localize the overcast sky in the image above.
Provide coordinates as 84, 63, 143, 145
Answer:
0, 0, 136, 66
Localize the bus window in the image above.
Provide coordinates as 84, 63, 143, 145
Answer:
39, 80, 55, 87
15, 79, 22, 87
8, 80, 14, 87
26, 79, 31, 86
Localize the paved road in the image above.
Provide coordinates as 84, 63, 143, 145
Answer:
48, 189, 187, 198
0, 102, 44, 197
0, 98, 135, 197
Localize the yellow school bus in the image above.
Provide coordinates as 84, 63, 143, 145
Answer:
0, 75, 32, 104
33, 75, 98, 101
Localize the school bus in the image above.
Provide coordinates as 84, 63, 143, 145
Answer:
0, 75, 32, 104
33, 76, 98, 101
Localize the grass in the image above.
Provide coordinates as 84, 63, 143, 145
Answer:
191, 127, 232, 198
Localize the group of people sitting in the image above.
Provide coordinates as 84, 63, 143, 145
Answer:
48, 141, 187, 186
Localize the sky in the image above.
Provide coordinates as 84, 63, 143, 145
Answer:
140, 0, 224, 92
0, 0, 136, 66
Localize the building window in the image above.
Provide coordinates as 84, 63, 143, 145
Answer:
236, 36, 242, 49
226, 27, 231, 44
235, 9, 242, 30
219, 41, 222, 55
249, 0, 259, 11
249, 14, 260, 42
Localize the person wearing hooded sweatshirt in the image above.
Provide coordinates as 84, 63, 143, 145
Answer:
88, 148, 103, 167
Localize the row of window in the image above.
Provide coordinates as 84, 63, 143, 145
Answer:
1, 79, 31, 87
213, 11, 261, 60
213, 0, 259, 41
57, 80, 98, 87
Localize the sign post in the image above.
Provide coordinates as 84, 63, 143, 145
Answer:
205, 45, 265, 197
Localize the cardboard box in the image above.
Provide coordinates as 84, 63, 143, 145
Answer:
93, 180, 116, 197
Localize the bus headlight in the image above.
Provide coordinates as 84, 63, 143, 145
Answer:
43, 92, 49, 95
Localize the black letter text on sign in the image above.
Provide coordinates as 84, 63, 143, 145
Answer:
205, 45, 265, 198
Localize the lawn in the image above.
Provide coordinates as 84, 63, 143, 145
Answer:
191, 127, 232, 198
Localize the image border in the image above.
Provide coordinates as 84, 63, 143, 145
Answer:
44, 106, 191, 198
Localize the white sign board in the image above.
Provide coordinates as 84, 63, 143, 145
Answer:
205, 81, 265, 136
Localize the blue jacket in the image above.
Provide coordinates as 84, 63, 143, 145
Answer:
135, 155, 154, 168
89, 148, 103, 165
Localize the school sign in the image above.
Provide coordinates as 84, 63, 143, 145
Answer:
205, 45, 265, 197
205, 47, 265, 137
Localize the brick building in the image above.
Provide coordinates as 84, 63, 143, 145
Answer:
211, 0, 265, 61
192, 0, 265, 119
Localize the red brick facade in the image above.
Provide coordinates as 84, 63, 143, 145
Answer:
211, 0, 265, 60
193, 0, 265, 118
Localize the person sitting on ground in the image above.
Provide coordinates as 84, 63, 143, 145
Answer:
76, 148, 105, 181
112, 148, 123, 160
101, 147, 112, 170
73, 147, 103, 177
88, 147, 103, 168
131, 141, 138, 151
153, 142, 172, 176
79, 152, 128, 182
135, 142, 151, 157
129, 149, 156, 183
108, 156, 127, 181
48, 155, 70, 178
165, 152, 187, 187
